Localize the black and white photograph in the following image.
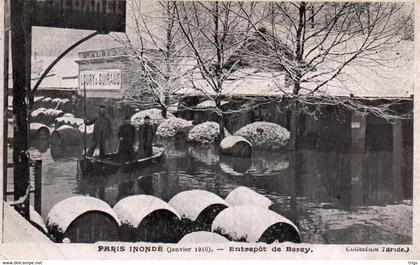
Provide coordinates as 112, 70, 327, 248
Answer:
0, 0, 417, 260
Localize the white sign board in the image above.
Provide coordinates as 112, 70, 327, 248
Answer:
79, 69, 121, 90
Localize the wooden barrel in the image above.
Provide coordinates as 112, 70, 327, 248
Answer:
113, 195, 181, 243
30, 123, 51, 141
225, 186, 273, 208
169, 190, 228, 236
46, 196, 121, 243
52, 98, 62, 109
50, 125, 82, 146
41, 97, 54, 108
211, 206, 301, 243
178, 231, 230, 243
31, 108, 47, 124
56, 98, 72, 113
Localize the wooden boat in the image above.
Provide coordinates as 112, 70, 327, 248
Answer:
79, 146, 165, 178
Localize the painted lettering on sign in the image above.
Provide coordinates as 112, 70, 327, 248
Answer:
80, 69, 121, 90
33, 0, 126, 32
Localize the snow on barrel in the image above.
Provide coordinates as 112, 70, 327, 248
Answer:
211, 206, 301, 243
225, 186, 273, 208
46, 196, 121, 243
50, 125, 82, 146
55, 98, 72, 113
31, 108, 47, 123
220, 136, 252, 157
113, 195, 181, 243
178, 231, 230, 244
168, 190, 228, 234
30, 123, 51, 141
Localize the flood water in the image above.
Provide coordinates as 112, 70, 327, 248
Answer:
6, 136, 413, 244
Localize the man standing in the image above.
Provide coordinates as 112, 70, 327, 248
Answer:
85, 105, 112, 158
137, 116, 154, 158
117, 115, 136, 161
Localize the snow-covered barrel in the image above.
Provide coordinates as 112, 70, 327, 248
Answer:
188, 122, 222, 144
178, 231, 230, 244
225, 186, 273, 208
212, 206, 301, 243
41, 97, 54, 108
33, 96, 45, 108
31, 108, 47, 123
46, 196, 121, 243
30, 123, 51, 141
220, 136, 252, 157
55, 98, 72, 113
52, 98, 62, 108
168, 190, 228, 234
55, 116, 84, 128
113, 195, 181, 243
50, 125, 82, 146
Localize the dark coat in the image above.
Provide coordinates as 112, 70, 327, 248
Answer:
118, 123, 136, 161
138, 123, 154, 158
86, 115, 112, 141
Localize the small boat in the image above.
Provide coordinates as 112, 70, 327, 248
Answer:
79, 146, 165, 178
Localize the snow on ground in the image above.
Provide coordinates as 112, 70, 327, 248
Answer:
225, 186, 273, 208
235, 122, 290, 151
178, 231, 230, 243
168, 190, 228, 221
46, 196, 120, 232
113, 195, 180, 228
156, 117, 193, 138
130, 108, 175, 127
211, 206, 299, 242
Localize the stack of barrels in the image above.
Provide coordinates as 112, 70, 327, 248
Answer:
39, 186, 301, 244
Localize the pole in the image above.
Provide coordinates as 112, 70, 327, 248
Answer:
3, 0, 10, 202
11, 0, 31, 219
29, 31, 101, 106
83, 82, 87, 156
34, 160, 42, 214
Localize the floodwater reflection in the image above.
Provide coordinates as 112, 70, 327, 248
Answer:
15, 135, 412, 244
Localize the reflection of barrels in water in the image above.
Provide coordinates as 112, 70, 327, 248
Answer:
46, 196, 121, 243
51, 125, 82, 146
212, 206, 301, 243
168, 190, 228, 236
50, 144, 83, 159
113, 195, 181, 243
219, 155, 252, 176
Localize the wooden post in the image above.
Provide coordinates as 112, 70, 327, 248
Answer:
34, 160, 42, 214
3, 0, 10, 201
11, 0, 32, 218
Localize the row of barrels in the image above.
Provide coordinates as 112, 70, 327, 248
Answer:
35, 186, 301, 244
34, 96, 73, 113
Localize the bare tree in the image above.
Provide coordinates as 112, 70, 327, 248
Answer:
174, 1, 261, 140
238, 2, 413, 146
113, 0, 188, 118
